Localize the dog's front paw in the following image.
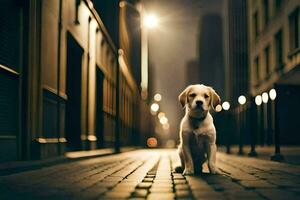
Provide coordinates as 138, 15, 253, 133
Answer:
183, 168, 194, 176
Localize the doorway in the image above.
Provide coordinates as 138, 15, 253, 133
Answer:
96, 67, 104, 148
66, 33, 83, 151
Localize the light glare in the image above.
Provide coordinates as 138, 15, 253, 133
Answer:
255, 95, 262, 106
158, 112, 165, 119
150, 103, 159, 112
160, 116, 168, 124
262, 92, 269, 103
215, 104, 222, 112
269, 89, 277, 100
222, 101, 230, 110
144, 14, 159, 28
154, 93, 162, 102
238, 95, 247, 105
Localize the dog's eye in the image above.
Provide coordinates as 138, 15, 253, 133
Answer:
204, 94, 209, 98
189, 93, 196, 98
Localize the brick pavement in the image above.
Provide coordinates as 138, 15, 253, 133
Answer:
0, 149, 300, 200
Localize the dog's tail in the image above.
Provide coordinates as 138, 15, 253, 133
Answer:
174, 166, 184, 173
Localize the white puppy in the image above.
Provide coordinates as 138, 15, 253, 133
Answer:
177, 84, 221, 175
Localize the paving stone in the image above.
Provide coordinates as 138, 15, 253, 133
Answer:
175, 184, 189, 190
175, 190, 192, 198
137, 182, 152, 189
131, 189, 148, 197
149, 187, 173, 193
147, 193, 175, 200
174, 179, 187, 184
1, 149, 300, 200
239, 180, 277, 189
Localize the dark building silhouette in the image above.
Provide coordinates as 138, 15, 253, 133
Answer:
0, 0, 153, 162
198, 14, 225, 98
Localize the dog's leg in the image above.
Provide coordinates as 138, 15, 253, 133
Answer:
207, 143, 217, 174
182, 132, 194, 175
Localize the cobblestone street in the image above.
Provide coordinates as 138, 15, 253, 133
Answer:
1, 149, 300, 200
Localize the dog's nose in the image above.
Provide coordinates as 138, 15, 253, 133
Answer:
196, 100, 203, 106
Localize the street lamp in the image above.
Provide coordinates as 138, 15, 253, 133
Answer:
222, 101, 230, 110
269, 88, 284, 161
144, 14, 159, 28
221, 101, 231, 153
158, 112, 165, 119
160, 116, 168, 125
262, 92, 269, 104
269, 88, 276, 100
154, 93, 162, 102
141, 12, 160, 100
150, 103, 159, 113
248, 95, 262, 157
215, 104, 222, 112
238, 95, 247, 155
255, 95, 262, 106
238, 95, 246, 105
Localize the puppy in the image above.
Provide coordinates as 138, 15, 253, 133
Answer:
177, 84, 221, 175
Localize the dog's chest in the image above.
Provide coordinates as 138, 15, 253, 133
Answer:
191, 120, 210, 136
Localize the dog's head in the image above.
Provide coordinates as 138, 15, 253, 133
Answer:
178, 84, 221, 117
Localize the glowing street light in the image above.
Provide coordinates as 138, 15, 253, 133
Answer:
238, 95, 247, 105
215, 104, 222, 112
150, 103, 159, 112
262, 92, 269, 103
160, 116, 168, 125
222, 101, 230, 110
144, 14, 159, 28
154, 93, 162, 102
158, 112, 165, 119
269, 89, 277, 100
162, 123, 170, 130
255, 95, 262, 106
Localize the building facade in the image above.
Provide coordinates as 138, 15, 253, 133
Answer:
0, 0, 153, 162
248, 0, 300, 145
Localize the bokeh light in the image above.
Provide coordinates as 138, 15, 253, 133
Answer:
262, 92, 269, 103
154, 93, 162, 102
150, 103, 159, 112
222, 101, 230, 110
144, 14, 159, 28
255, 95, 262, 106
238, 95, 246, 105
215, 104, 222, 112
269, 89, 277, 100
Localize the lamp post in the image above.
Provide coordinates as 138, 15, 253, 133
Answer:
238, 95, 246, 155
141, 13, 159, 100
269, 88, 284, 161
262, 92, 269, 146
222, 101, 231, 154
249, 95, 262, 157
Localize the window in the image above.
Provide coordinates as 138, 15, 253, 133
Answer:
289, 7, 299, 52
255, 56, 260, 82
253, 11, 259, 39
275, 30, 283, 70
263, 0, 269, 26
264, 46, 270, 76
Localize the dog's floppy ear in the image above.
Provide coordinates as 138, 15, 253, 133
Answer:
209, 87, 221, 110
178, 85, 191, 107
